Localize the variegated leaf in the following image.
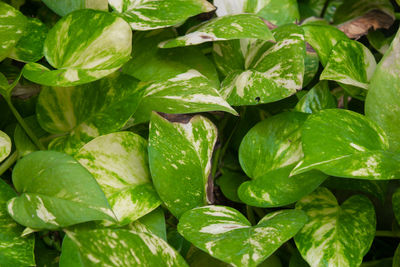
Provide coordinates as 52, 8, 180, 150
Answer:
320, 40, 376, 96
303, 48, 319, 87
132, 70, 237, 124
36, 73, 142, 155
129, 207, 167, 240
0, 179, 35, 266
159, 14, 274, 48
292, 109, 400, 180
75, 132, 161, 226
109, 0, 215, 31
42, 0, 108, 16
295, 187, 376, 267
178, 206, 307, 267
220, 24, 305, 106
367, 30, 394, 54
7, 151, 115, 230
148, 113, 217, 218
60, 228, 188, 266
212, 40, 246, 76
0, 130, 11, 163
14, 116, 49, 157
213, 0, 246, 16
23, 9, 132, 86
295, 81, 337, 113
123, 29, 220, 87
302, 24, 349, 66
238, 112, 326, 207
0, 2, 27, 61
365, 28, 400, 152
8, 17, 47, 63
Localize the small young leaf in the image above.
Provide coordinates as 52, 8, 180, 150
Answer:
7, 151, 115, 230
295, 81, 337, 113
0, 130, 11, 163
76, 132, 161, 226
295, 187, 376, 267
148, 113, 218, 218
178, 205, 307, 267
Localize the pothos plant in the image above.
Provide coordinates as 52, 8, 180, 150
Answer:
0, 0, 400, 266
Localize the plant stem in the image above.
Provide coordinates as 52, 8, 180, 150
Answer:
6, 98, 45, 150
0, 151, 18, 176
375, 230, 400, 238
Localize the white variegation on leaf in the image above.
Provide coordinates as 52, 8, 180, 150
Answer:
132, 69, 237, 124
295, 187, 376, 267
42, 0, 108, 16
23, 9, 132, 86
291, 109, 400, 180
295, 81, 337, 113
148, 113, 218, 218
178, 206, 307, 267
0, 130, 11, 163
60, 228, 188, 266
7, 151, 115, 230
76, 132, 161, 226
159, 14, 274, 48
109, 0, 215, 30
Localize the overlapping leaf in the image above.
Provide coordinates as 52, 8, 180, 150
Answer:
178, 206, 307, 267
292, 109, 400, 180
109, 0, 215, 31
7, 151, 115, 230
23, 9, 132, 86
295, 187, 376, 267
36, 72, 142, 155
238, 112, 326, 207
148, 113, 217, 218
295, 81, 337, 113
76, 132, 161, 226
41, 0, 108, 16
0, 130, 11, 162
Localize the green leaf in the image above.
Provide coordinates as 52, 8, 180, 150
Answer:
295, 81, 337, 113
0, 179, 35, 265
122, 29, 220, 87
41, 0, 108, 16
0, 130, 11, 163
320, 40, 376, 96
159, 14, 274, 48
60, 228, 188, 266
365, 28, 400, 152
245, 0, 300, 25
23, 9, 132, 86
14, 116, 48, 157
212, 40, 245, 76
295, 187, 376, 267
75, 132, 161, 226
148, 113, 218, 218
393, 188, 400, 225
0, 2, 27, 61
132, 70, 237, 124
394, 243, 400, 267
178, 206, 307, 267
220, 24, 305, 106
36, 72, 142, 155
238, 112, 326, 207
130, 207, 167, 241
216, 170, 248, 203
109, 0, 215, 31
367, 30, 394, 55
302, 24, 349, 66
8, 17, 48, 63
298, 0, 326, 18
303, 48, 319, 87
7, 151, 115, 230
292, 109, 400, 180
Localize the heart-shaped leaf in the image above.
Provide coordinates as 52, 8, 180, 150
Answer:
148, 113, 218, 218
291, 109, 400, 180
220, 24, 305, 106
129, 207, 167, 241
294, 81, 337, 113
132, 70, 237, 124
36, 72, 142, 155
76, 132, 161, 226
0, 2, 27, 61
7, 151, 115, 230
294, 187, 376, 267
178, 205, 307, 267
366, 28, 400, 152
238, 112, 326, 207
41, 0, 108, 16
109, 0, 215, 31
159, 14, 274, 48
0, 130, 11, 162
0, 179, 35, 265
59, 228, 188, 266
23, 9, 132, 86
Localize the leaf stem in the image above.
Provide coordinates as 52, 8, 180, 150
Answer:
0, 151, 18, 176
6, 99, 45, 150
375, 230, 400, 238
